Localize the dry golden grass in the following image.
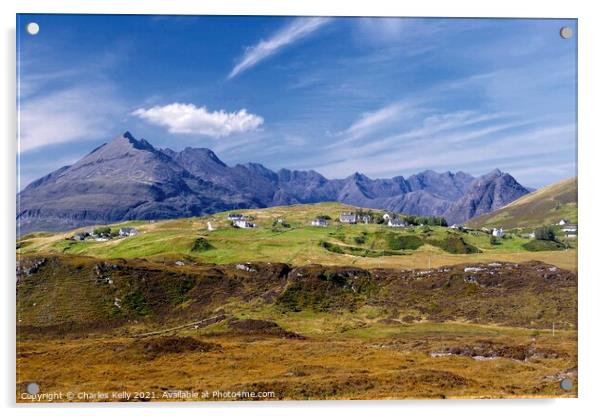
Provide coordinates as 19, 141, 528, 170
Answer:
17, 323, 577, 402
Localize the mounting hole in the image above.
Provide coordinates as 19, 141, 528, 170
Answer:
559, 26, 573, 39
26, 382, 40, 395
26, 22, 40, 36
560, 378, 573, 391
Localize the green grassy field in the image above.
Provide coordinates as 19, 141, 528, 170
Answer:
17, 202, 577, 271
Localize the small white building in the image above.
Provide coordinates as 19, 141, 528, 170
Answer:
557, 219, 570, 226
388, 218, 407, 228
492, 228, 504, 238
339, 212, 357, 224
449, 224, 460, 229
118, 227, 139, 237
234, 219, 255, 228
207, 221, 215, 231
311, 218, 328, 227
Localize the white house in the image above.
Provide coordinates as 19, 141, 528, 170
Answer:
492, 228, 504, 238
207, 221, 215, 231
234, 219, 255, 228
388, 218, 407, 228
339, 212, 357, 224
311, 218, 328, 227
557, 219, 570, 226
562, 224, 578, 239
449, 224, 460, 229
118, 227, 139, 237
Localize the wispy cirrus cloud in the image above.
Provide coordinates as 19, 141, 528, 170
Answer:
344, 102, 410, 140
132, 103, 264, 138
228, 17, 331, 79
19, 83, 124, 153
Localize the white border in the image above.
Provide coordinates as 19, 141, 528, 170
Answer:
2, 1, 601, 415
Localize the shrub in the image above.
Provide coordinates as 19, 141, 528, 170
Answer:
431, 237, 480, 254
320, 240, 344, 254
534, 226, 556, 241
490, 236, 501, 245
523, 240, 565, 252
191, 237, 214, 252
353, 235, 366, 245
93, 226, 111, 236
123, 290, 150, 316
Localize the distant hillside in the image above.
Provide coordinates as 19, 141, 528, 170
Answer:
467, 177, 577, 229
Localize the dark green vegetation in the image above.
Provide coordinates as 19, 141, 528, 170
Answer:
405, 215, 448, 227
523, 240, 567, 252
17, 254, 577, 332
384, 234, 423, 250
468, 177, 577, 229
190, 237, 214, 252
429, 237, 480, 254
319, 232, 479, 257
534, 226, 557, 241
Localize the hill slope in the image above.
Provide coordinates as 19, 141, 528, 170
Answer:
17, 254, 577, 331
467, 177, 577, 228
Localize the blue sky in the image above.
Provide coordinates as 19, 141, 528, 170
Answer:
17, 15, 577, 190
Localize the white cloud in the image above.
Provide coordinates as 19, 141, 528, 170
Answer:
328, 101, 426, 148
132, 103, 264, 138
228, 17, 331, 79
345, 103, 407, 138
19, 85, 123, 153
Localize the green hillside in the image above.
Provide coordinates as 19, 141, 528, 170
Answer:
17, 201, 577, 271
467, 177, 577, 229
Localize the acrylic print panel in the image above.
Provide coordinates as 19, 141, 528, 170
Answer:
16, 14, 577, 402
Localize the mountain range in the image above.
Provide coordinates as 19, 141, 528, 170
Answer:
17, 131, 530, 234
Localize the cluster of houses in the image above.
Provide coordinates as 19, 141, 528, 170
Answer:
228, 213, 256, 229
223, 210, 578, 241
310, 212, 408, 228
70, 227, 139, 242
558, 218, 578, 238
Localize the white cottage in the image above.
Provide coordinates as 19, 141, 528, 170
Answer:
388, 218, 407, 228
339, 212, 357, 224
492, 228, 504, 238
234, 219, 255, 229
311, 218, 328, 227
118, 227, 139, 237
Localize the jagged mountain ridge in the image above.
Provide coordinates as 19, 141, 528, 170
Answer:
17, 131, 530, 233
